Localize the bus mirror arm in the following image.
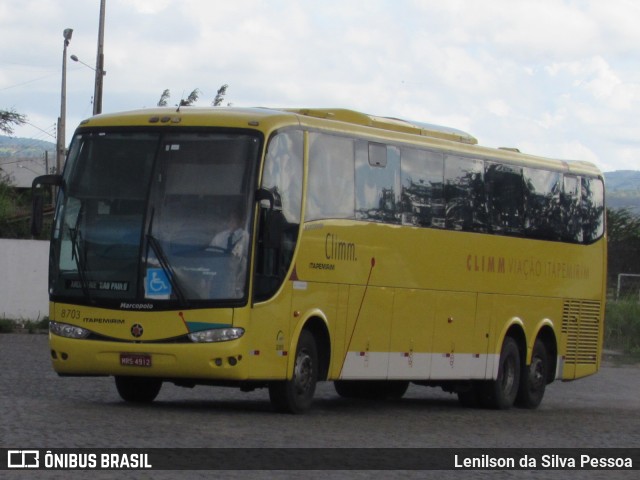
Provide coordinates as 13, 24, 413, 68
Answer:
32, 174, 63, 189
255, 188, 287, 249
255, 188, 275, 211
30, 175, 63, 237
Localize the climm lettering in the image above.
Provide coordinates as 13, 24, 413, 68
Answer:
325, 233, 357, 261
466, 254, 505, 274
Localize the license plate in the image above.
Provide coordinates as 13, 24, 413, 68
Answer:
120, 353, 152, 367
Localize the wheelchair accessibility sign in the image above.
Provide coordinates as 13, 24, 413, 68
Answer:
145, 268, 172, 299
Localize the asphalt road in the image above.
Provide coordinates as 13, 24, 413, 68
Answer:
1, 333, 638, 479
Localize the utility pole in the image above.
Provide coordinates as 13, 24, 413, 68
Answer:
57, 28, 73, 175
93, 0, 106, 115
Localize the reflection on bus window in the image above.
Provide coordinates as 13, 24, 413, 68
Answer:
562, 175, 582, 243
400, 147, 444, 228
523, 168, 562, 241
256, 130, 304, 302
486, 163, 524, 235
262, 131, 303, 223
444, 155, 486, 232
305, 133, 355, 222
582, 177, 605, 243
355, 142, 401, 223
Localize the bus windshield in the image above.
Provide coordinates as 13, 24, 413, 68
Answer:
50, 129, 261, 306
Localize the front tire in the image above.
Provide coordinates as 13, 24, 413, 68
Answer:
516, 339, 548, 409
115, 376, 162, 403
482, 336, 521, 409
269, 330, 318, 413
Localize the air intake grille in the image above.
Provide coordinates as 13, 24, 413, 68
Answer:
562, 300, 601, 364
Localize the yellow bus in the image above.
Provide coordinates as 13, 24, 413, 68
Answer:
32, 107, 606, 413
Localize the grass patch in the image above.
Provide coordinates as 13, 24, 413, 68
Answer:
605, 299, 640, 355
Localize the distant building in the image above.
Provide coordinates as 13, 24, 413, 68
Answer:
1, 158, 50, 188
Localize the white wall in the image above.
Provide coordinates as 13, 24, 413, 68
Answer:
0, 239, 49, 320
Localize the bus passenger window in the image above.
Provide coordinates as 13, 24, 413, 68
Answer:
355, 142, 401, 224
444, 156, 486, 232
561, 176, 582, 243
305, 133, 355, 222
485, 163, 524, 235
523, 168, 562, 241
581, 177, 604, 243
400, 148, 444, 228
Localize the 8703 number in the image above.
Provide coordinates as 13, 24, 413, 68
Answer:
60, 309, 81, 320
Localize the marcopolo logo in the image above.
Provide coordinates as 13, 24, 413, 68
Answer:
8, 450, 40, 468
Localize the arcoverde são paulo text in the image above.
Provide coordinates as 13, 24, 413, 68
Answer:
454, 454, 633, 469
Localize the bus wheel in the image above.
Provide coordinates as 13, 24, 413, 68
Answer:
483, 336, 521, 409
115, 376, 162, 403
516, 339, 548, 409
269, 330, 318, 413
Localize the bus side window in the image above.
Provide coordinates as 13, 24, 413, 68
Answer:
444, 155, 487, 232
305, 133, 355, 222
485, 163, 524, 235
523, 168, 562, 241
355, 142, 401, 224
255, 130, 303, 302
581, 177, 605, 243
561, 175, 582, 243
400, 147, 444, 228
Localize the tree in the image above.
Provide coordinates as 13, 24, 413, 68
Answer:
157, 85, 229, 107
607, 207, 640, 288
157, 89, 171, 107
157, 88, 200, 107
213, 84, 228, 107
178, 88, 200, 107
0, 108, 26, 135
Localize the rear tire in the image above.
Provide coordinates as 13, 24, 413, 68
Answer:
482, 336, 521, 409
269, 330, 318, 413
115, 376, 162, 403
515, 339, 548, 409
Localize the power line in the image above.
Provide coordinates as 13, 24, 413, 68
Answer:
0, 70, 59, 92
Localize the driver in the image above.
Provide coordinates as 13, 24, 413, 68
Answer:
209, 208, 248, 257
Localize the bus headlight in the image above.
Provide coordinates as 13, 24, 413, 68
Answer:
188, 327, 245, 343
50, 321, 91, 339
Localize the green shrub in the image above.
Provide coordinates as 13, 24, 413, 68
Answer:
605, 300, 640, 355
24, 317, 49, 333
0, 318, 15, 333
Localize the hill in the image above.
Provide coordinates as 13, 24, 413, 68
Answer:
605, 170, 640, 214
0, 135, 55, 159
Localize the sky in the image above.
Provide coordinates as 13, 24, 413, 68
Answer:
1, 0, 640, 173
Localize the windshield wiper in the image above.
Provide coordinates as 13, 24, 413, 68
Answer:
69, 225, 93, 302
145, 209, 189, 307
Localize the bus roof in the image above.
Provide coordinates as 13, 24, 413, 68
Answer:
282, 108, 479, 145
79, 106, 602, 178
